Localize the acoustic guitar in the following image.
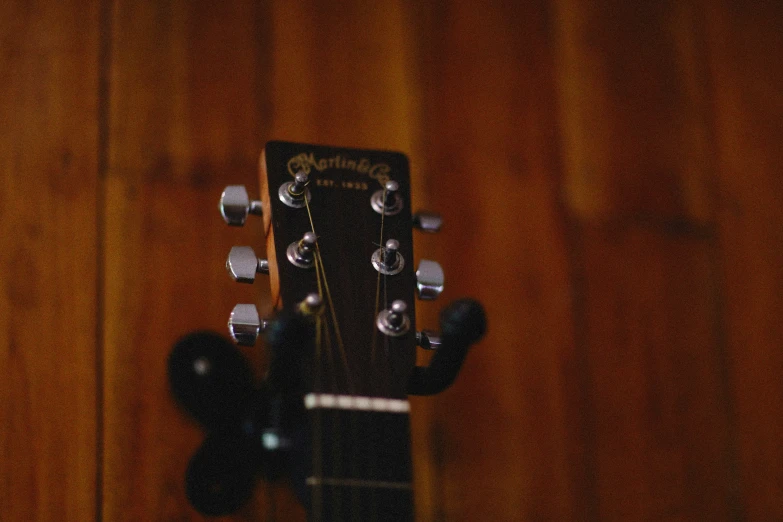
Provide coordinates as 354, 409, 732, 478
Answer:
168, 141, 486, 520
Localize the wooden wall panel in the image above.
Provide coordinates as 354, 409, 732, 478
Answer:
3, 0, 783, 521
577, 227, 734, 520
708, 1, 783, 519
554, 1, 737, 519
0, 1, 100, 521
411, 3, 581, 520
102, 1, 290, 520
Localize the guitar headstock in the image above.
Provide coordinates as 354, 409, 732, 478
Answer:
229, 141, 437, 398
170, 141, 483, 517
264, 142, 421, 398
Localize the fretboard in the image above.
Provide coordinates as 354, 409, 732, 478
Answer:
305, 394, 414, 522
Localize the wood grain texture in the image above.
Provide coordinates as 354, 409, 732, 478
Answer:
102, 1, 297, 520
3, 0, 783, 520
411, 2, 581, 520
553, 1, 737, 519
708, 1, 783, 519
0, 1, 100, 521
577, 226, 734, 520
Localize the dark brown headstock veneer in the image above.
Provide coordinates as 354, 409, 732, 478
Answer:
260, 141, 417, 399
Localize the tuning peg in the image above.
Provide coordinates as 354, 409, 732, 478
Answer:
228, 304, 269, 346
279, 171, 312, 208
226, 246, 269, 283
371, 239, 405, 275
377, 300, 411, 337
298, 293, 324, 316
416, 260, 444, 300
416, 330, 442, 350
413, 211, 442, 233
286, 232, 317, 269
371, 180, 403, 216
219, 185, 263, 226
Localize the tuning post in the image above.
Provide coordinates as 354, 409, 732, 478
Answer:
376, 300, 411, 337
371, 239, 405, 275
228, 304, 269, 346
371, 180, 403, 216
226, 246, 269, 283
416, 330, 442, 350
279, 171, 312, 208
413, 211, 443, 233
298, 293, 324, 316
416, 259, 444, 300
219, 185, 262, 226
287, 231, 317, 269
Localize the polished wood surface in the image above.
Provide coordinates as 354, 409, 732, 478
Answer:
2, 1, 782, 520
1, 1, 99, 521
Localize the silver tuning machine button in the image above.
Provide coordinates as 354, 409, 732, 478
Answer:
226, 246, 269, 283
219, 185, 263, 226
416, 260, 444, 300
416, 330, 442, 350
412, 211, 442, 233
228, 304, 269, 346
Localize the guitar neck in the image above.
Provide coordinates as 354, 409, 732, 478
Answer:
257, 142, 421, 520
305, 394, 414, 522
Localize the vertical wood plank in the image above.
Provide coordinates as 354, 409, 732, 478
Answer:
577, 225, 734, 520
708, 1, 783, 519
5, 1, 782, 520
102, 1, 296, 520
554, 0, 736, 519
0, 1, 100, 521
411, 2, 582, 520
266, 1, 420, 154
554, 0, 714, 224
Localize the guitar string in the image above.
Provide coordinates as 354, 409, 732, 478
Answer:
305, 194, 327, 521
304, 182, 407, 519
307, 252, 322, 521
383, 268, 390, 393
317, 250, 353, 391
378, 186, 395, 522
366, 183, 389, 522
304, 192, 351, 519
304, 195, 353, 393
323, 317, 338, 392
312, 314, 323, 522
370, 184, 387, 389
